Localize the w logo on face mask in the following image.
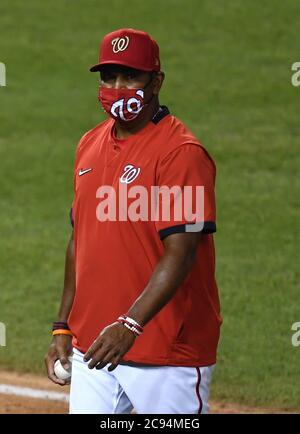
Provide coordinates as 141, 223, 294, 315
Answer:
111, 89, 144, 122
120, 164, 141, 184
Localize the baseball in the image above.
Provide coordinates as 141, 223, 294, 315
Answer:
54, 356, 73, 382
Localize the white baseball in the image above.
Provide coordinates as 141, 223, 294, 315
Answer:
54, 356, 73, 382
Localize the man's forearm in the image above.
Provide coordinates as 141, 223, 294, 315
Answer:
127, 232, 201, 327
57, 231, 76, 322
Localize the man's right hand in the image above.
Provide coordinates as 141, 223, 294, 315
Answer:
44, 335, 73, 386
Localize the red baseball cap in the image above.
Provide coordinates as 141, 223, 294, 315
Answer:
90, 28, 161, 72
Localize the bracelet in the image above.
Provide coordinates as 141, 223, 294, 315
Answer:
121, 322, 142, 337
52, 321, 70, 331
118, 318, 143, 335
118, 315, 143, 332
52, 329, 73, 336
117, 315, 143, 337
118, 320, 142, 337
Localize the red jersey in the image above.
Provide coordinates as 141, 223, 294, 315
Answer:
68, 106, 222, 367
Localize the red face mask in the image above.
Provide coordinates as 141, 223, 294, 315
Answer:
98, 87, 147, 122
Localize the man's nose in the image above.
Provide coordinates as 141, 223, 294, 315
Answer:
114, 75, 127, 89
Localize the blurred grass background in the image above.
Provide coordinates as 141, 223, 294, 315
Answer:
0, 0, 299, 409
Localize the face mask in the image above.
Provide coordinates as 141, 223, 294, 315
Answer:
99, 87, 146, 122
98, 75, 154, 122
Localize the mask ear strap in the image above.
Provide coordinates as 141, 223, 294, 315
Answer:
144, 72, 156, 90
144, 93, 156, 108
142, 72, 157, 107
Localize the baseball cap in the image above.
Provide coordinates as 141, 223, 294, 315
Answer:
90, 28, 161, 72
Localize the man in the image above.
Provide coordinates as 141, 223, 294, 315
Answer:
45, 28, 221, 414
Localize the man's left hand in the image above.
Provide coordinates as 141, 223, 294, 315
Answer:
83, 322, 136, 371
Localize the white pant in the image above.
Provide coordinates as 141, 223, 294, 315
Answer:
70, 348, 215, 414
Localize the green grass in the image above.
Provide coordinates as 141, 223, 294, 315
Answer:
0, 0, 300, 410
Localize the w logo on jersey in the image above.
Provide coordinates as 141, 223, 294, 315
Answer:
120, 164, 141, 184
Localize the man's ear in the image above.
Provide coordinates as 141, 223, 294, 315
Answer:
153, 71, 165, 95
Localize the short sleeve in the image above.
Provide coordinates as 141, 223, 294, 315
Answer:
69, 132, 87, 230
69, 207, 74, 227
155, 144, 217, 240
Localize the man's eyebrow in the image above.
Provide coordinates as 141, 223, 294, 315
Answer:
109, 65, 143, 73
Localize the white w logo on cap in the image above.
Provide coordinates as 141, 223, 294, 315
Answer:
112, 36, 130, 53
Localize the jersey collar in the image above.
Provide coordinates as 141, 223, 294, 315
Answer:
151, 105, 170, 125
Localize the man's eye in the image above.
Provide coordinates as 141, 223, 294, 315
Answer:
127, 73, 138, 80
100, 73, 115, 81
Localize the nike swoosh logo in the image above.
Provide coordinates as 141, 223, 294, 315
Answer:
78, 168, 93, 176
